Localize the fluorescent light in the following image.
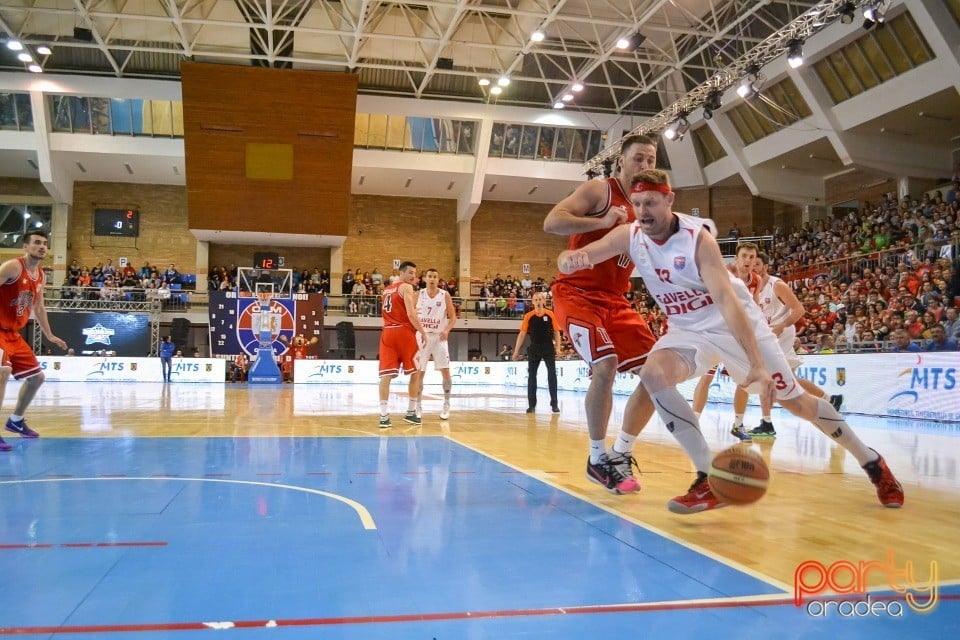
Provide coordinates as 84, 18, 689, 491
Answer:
571, 82, 584, 92
497, 76, 510, 87
490, 86, 502, 95
6, 40, 23, 51
531, 30, 545, 42
17, 52, 33, 62
616, 37, 630, 49
478, 78, 490, 86
28, 64, 42, 73
553, 102, 565, 109
36, 45, 52, 55
562, 93, 574, 102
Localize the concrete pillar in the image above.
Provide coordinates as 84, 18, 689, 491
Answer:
195, 240, 209, 290
50, 202, 70, 284
330, 245, 344, 294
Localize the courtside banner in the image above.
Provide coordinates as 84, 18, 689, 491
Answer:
294, 354, 959, 422
39, 356, 225, 383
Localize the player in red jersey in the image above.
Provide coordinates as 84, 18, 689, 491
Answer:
378, 261, 427, 429
0, 230, 67, 451
543, 134, 658, 494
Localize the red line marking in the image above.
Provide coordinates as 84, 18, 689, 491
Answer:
152, 474, 180, 478
0, 544, 53, 549
45, 474, 74, 478
307, 472, 331, 476
62, 543, 95, 548
100, 474, 128, 478
404, 471, 427, 475
2, 594, 956, 635
0, 474, 18, 478
255, 473, 281, 477
203, 473, 230, 477
451, 471, 476, 475
355, 472, 380, 475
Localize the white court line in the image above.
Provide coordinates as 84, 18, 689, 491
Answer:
0, 477, 377, 530
448, 436, 793, 593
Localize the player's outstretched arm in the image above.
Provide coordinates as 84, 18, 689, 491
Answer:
557, 224, 631, 274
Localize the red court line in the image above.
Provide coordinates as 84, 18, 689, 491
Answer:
2, 541, 167, 550
203, 473, 230, 477
100, 474, 128, 478
307, 472, 331, 476
356, 472, 380, 475
45, 474, 74, 478
255, 473, 281, 477
152, 474, 181, 478
2, 594, 956, 635
0, 544, 53, 549
451, 471, 476, 475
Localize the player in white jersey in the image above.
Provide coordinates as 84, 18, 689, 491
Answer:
415, 268, 457, 420
558, 169, 904, 513
748, 253, 843, 436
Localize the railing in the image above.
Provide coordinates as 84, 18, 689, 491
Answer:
779, 236, 959, 286
716, 235, 775, 257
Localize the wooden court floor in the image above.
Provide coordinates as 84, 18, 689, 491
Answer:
1, 380, 957, 638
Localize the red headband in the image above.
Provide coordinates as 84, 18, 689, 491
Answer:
630, 181, 672, 195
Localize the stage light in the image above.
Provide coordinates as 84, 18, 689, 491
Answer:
787, 40, 804, 68
840, 2, 856, 24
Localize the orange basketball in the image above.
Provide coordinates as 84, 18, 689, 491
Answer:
708, 445, 770, 505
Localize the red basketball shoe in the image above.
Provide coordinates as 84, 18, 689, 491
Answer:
863, 452, 904, 508
668, 473, 727, 514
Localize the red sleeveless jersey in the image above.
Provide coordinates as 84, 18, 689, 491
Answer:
555, 177, 636, 296
381, 282, 414, 330
0, 258, 44, 331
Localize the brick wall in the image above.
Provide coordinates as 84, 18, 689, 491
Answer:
208, 245, 332, 275
673, 187, 710, 219
71, 182, 194, 274
470, 200, 567, 283
825, 169, 896, 207
345, 195, 458, 280
0, 177, 48, 197
710, 185, 756, 236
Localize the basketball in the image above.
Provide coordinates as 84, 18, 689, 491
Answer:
708, 446, 770, 505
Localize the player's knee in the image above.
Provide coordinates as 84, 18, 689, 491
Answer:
590, 358, 617, 385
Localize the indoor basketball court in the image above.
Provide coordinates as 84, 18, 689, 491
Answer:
1, 381, 956, 638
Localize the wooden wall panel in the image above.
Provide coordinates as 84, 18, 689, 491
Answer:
181, 62, 356, 237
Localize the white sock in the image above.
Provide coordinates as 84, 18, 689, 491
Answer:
650, 388, 713, 474
589, 439, 606, 464
10, 414, 23, 423
407, 399, 416, 413
612, 431, 637, 455
379, 402, 388, 417
733, 413, 744, 427
762, 414, 771, 422
809, 397, 876, 466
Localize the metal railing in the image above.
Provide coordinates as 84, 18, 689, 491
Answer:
779, 236, 959, 285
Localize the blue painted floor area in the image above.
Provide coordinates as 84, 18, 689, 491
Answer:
1, 437, 956, 638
